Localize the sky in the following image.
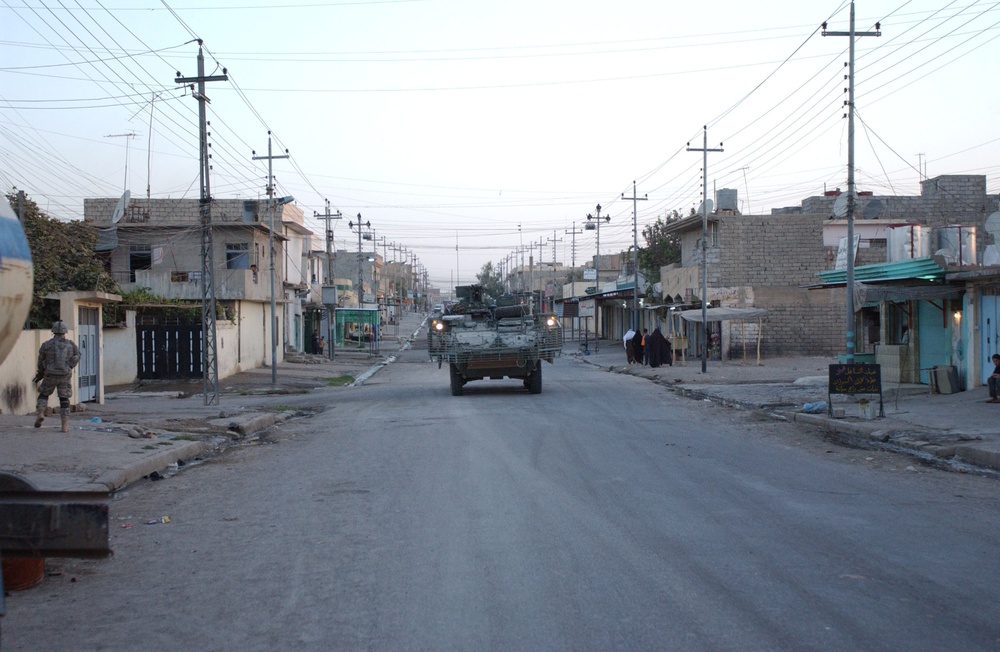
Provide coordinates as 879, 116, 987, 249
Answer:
3, 0, 1000, 291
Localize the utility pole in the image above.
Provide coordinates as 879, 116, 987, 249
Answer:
381, 237, 392, 322
314, 199, 341, 284
252, 131, 289, 387
824, 4, 881, 364
566, 222, 584, 288
372, 231, 382, 322
370, 228, 378, 318
549, 230, 563, 266
175, 40, 227, 405
537, 236, 546, 312
586, 204, 610, 352
314, 200, 340, 360
528, 241, 538, 313
399, 245, 412, 306
548, 230, 563, 310
622, 181, 647, 332
687, 126, 723, 373
411, 253, 418, 310
349, 214, 371, 308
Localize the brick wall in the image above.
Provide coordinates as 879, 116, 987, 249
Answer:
718, 213, 844, 356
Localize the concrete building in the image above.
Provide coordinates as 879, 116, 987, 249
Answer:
656, 176, 1000, 392
83, 196, 317, 380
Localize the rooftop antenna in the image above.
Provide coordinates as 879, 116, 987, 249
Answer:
104, 131, 137, 194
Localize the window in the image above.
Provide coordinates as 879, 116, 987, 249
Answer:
128, 244, 151, 282
226, 243, 249, 269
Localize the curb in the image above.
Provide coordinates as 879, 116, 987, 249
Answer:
93, 440, 213, 491
578, 354, 1000, 476
101, 411, 293, 491
207, 412, 278, 437
953, 441, 1000, 472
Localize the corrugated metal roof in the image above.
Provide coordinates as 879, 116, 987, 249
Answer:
816, 257, 946, 284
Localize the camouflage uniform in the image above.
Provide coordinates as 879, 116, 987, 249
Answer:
34, 321, 80, 431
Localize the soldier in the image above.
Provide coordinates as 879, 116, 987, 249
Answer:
33, 320, 81, 432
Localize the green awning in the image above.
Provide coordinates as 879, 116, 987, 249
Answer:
816, 257, 947, 284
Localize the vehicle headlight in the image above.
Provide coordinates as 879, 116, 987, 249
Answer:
546, 316, 558, 327
434, 321, 445, 331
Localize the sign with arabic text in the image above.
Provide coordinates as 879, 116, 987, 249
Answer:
828, 363, 881, 395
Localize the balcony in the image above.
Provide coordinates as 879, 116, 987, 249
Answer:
112, 268, 276, 302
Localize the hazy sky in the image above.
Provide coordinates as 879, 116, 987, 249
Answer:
3, 0, 999, 289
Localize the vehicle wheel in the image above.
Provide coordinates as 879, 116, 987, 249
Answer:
450, 364, 464, 396
527, 361, 542, 394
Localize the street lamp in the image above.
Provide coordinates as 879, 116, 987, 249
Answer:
586, 204, 610, 352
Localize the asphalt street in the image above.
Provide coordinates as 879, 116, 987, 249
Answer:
3, 337, 1000, 651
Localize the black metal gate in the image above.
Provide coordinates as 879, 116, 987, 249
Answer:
136, 324, 203, 380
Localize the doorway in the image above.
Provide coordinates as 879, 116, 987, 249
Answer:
77, 307, 99, 402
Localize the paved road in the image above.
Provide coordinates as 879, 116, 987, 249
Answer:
4, 344, 1000, 651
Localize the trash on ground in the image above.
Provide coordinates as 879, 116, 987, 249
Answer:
801, 401, 827, 414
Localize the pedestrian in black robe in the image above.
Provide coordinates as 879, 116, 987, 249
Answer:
647, 327, 672, 367
633, 330, 644, 366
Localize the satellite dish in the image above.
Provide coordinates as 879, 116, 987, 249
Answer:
985, 211, 1000, 243
110, 190, 130, 224
697, 198, 714, 215
862, 198, 885, 220
832, 194, 848, 218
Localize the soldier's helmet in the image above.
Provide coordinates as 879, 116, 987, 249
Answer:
51, 321, 68, 334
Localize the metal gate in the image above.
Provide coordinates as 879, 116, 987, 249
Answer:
77, 307, 99, 402
981, 293, 1000, 385
136, 324, 203, 380
917, 300, 951, 385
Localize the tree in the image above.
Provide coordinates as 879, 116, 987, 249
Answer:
7, 190, 116, 328
637, 211, 682, 287
475, 261, 504, 300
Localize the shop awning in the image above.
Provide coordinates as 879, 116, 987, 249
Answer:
853, 282, 963, 305
676, 307, 768, 365
679, 307, 768, 323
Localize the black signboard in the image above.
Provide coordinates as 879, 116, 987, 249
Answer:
828, 363, 883, 417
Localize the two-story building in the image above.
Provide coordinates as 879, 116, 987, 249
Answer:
84, 196, 317, 380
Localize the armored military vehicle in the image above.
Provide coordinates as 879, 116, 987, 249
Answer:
428, 285, 562, 395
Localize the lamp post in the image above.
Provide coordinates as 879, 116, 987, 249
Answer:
586, 204, 610, 352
